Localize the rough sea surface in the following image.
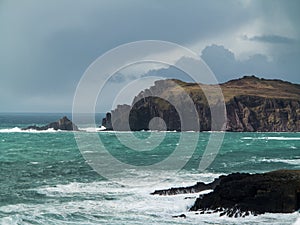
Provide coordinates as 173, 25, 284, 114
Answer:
0, 113, 300, 225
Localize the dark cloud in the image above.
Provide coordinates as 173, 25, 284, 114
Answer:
108, 73, 128, 83
243, 34, 297, 44
0, 0, 257, 112
201, 44, 300, 83
142, 65, 193, 82
0, 0, 299, 112
137, 43, 300, 85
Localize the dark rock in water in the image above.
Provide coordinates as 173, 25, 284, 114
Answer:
189, 170, 300, 217
172, 214, 186, 218
151, 179, 222, 195
152, 170, 300, 217
101, 112, 113, 130
184, 196, 196, 199
22, 116, 79, 131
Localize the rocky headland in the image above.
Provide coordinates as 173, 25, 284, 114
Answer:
152, 170, 300, 217
102, 76, 300, 132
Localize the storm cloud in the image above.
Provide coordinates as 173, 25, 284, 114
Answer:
243, 34, 297, 44
0, 0, 299, 112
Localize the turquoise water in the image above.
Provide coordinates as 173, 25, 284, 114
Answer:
0, 113, 300, 224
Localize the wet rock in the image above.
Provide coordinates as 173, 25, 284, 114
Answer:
151, 179, 222, 195
172, 214, 186, 218
101, 112, 113, 130
190, 170, 300, 216
23, 116, 79, 131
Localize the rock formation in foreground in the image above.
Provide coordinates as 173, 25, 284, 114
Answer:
151, 179, 221, 196
102, 76, 300, 132
152, 170, 300, 217
23, 116, 79, 131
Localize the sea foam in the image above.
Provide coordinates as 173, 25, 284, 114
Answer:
0, 127, 60, 133
242, 137, 300, 141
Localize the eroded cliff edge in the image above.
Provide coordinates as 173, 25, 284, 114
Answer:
102, 76, 300, 132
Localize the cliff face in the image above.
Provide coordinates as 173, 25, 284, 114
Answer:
102, 76, 300, 132
226, 95, 300, 132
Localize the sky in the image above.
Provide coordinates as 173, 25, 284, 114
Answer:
0, 0, 299, 112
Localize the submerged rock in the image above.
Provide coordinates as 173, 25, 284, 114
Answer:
23, 116, 79, 131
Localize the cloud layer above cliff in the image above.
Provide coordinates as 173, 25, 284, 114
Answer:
0, 0, 299, 112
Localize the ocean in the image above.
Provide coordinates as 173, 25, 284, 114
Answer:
0, 113, 300, 225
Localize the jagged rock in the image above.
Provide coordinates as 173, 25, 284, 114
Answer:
225, 96, 300, 132
189, 170, 300, 217
23, 116, 79, 131
101, 105, 132, 131
152, 170, 300, 217
151, 178, 222, 195
101, 112, 113, 130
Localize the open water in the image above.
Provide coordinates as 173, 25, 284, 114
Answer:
0, 113, 300, 224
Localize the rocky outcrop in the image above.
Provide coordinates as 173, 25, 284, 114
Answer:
23, 116, 79, 131
191, 170, 300, 216
101, 112, 113, 130
102, 76, 300, 132
152, 170, 300, 217
151, 179, 221, 195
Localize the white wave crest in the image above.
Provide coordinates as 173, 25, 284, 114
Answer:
260, 158, 300, 165
0, 127, 61, 133
3, 179, 299, 225
80, 126, 107, 132
242, 137, 300, 141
